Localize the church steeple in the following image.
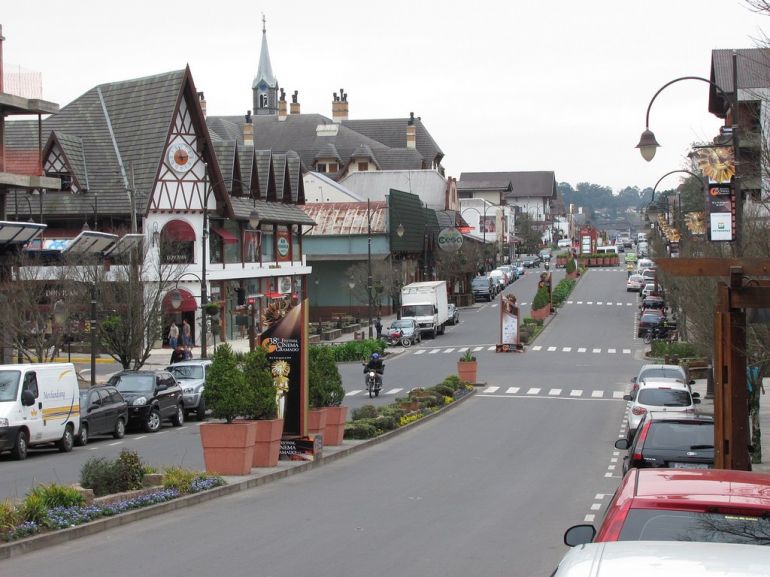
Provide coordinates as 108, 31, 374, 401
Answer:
252, 15, 279, 116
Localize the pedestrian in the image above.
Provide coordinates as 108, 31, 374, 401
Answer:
375, 316, 383, 339
183, 345, 193, 361
168, 322, 179, 349
182, 319, 191, 347
170, 345, 185, 364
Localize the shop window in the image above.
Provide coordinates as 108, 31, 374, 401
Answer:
160, 220, 195, 265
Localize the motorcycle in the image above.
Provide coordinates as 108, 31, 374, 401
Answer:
643, 323, 677, 344
383, 329, 413, 348
362, 362, 383, 398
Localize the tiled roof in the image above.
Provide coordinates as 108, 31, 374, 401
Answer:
343, 116, 443, 166
230, 197, 315, 225
458, 171, 557, 200
709, 48, 770, 116
300, 201, 387, 235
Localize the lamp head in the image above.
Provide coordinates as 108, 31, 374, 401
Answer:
636, 129, 660, 162
170, 289, 183, 310
249, 208, 260, 230
396, 223, 405, 238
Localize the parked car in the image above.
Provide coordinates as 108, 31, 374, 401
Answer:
511, 260, 525, 276
76, 385, 129, 446
639, 295, 665, 314
641, 268, 656, 282
564, 468, 770, 547
471, 275, 493, 302
615, 412, 714, 474
640, 282, 657, 298
166, 360, 212, 421
446, 303, 459, 325
626, 274, 645, 292
107, 370, 185, 432
624, 379, 699, 438
488, 270, 506, 293
553, 540, 770, 576
634, 363, 693, 387
522, 255, 540, 268
498, 265, 517, 283
637, 311, 664, 337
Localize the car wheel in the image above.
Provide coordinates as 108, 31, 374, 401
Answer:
113, 418, 126, 439
171, 404, 184, 427
195, 399, 206, 421
76, 424, 88, 447
144, 408, 161, 433
11, 430, 28, 460
57, 425, 74, 453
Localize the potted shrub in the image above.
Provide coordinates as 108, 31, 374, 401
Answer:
199, 344, 258, 475
243, 347, 284, 467
565, 257, 578, 280
530, 285, 551, 320
309, 346, 348, 446
457, 349, 478, 384
204, 301, 221, 316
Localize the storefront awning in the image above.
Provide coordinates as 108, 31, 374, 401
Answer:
162, 288, 198, 312
163, 220, 195, 242
211, 226, 238, 244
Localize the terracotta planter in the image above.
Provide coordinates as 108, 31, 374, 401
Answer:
308, 407, 328, 439
323, 406, 348, 446
566, 271, 578, 280
199, 420, 257, 476
457, 360, 478, 384
530, 304, 551, 321
253, 418, 284, 467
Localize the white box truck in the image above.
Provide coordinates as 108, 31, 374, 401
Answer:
0, 363, 80, 459
401, 280, 449, 338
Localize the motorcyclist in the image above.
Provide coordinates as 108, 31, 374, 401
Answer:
364, 352, 384, 376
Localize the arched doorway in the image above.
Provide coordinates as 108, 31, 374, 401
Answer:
160, 220, 195, 264
162, 288, 198, 348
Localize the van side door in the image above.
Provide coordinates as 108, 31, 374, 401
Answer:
20, 371, 44, 442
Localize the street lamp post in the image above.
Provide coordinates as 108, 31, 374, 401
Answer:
367, 199, 373, 338
200, 165, 209, 359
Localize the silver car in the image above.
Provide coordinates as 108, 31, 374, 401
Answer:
166, 360, 212, 421
447, 303, 459, 325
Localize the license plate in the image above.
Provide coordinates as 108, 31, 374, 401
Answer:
671, 462, 710, 469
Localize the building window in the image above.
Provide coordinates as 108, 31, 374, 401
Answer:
357, 162, 368, 171
328, 163, 338, 172
259, 93, 269, 108
316, 163, 327, 173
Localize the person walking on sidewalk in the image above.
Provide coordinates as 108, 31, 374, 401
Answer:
182, 319, 191, 347
168, 322, 179, 349
375, 316, 383, 339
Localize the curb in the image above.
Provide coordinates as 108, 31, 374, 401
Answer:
0, 388, 475, 560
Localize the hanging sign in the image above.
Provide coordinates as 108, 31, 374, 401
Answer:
437, 227, 463, 252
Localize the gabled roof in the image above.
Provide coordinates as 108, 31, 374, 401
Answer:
230, 197, 315, 226
51, 132, 89, 191
459, 171, 557, 200
709, 48, 770, 116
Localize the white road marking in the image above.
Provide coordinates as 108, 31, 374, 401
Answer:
526, 387, 541, 395
587, 301, 594, 305
413, 350, 426, 355
613, 391, 625, 399
590, 503, 602, 511
604, 472, 613, 478
571, 389, 583, 396
592, 390, 604, 398
610, 457, 618, 463
134, 435, 148, 440
506, 387, 520, 394
584, 514, 596, 522
473, 346, 484, 352
622, 349, 631, 354
567, 300, 574, 304
346, 390, 363, 396
578, 347, 587, 353
594, 494, 607, 500
108, 441, 124, 446
458, 347, 469, 352
608, 465, 616, 471
385, 388, 404, 395
577, 301, 583, 304
444, 348, 456, 353
592, 348, 601, 353
483, 386, 500, 393
429, 349, 441, 354
487, 346, 496, 351
532, 346, 543, 351
547, 346, 557, 351
597, 301, 603, 305
607, 348, 617, 354
548, 388, 562, 396
562, 347, 572, 352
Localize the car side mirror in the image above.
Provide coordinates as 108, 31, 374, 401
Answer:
21, 389, 35, 406
689, 379, 695, 385
693, 398, 701, 404
564, 524, 596, 547
614, 438, 629, 450
692, 392, 700, 398
623, 394, 633, 401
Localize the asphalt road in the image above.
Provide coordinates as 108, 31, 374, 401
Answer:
1, 265, 645, 575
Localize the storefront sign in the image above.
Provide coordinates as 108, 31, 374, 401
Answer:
276, 231, 291, 260
497, 294, 522, 352
437, 227, 463, 252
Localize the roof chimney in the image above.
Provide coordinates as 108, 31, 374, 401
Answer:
406, 111, 417, 149
290, 90, 300, 115
198, 91, 207, 118
332, 88, 348, 123
243, 111, 254, 146
278, 88, 288, 121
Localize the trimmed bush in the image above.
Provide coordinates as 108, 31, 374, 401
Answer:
328, 339, 385, 362
308, 345, 344, 407
242, 347, 277, 420
351, 404, 379, 420
205, 343, 254, 423
650, 340, 698, 359
552, 278, 576, 308
565, 257, 576, 273
532, 286, 550, 311
80, 450, 146, 497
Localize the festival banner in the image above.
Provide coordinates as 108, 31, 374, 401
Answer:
497, 293, 522, 352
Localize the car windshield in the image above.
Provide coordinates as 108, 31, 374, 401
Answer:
472, 278, 489, 287
640, 368, 684, 380
637, 389, 691, 407
110, 374, 154, 392
168, 366, 204, 380
618, 509, 770, 545
0, 370, 20, 402
645, 422, 714, 450
402, 304, 434, 317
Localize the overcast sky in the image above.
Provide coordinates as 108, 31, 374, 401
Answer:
2, 0, 766, 194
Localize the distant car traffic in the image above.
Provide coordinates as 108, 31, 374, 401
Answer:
76, 385, 128, 446
522, 255, 540, 268
387, 318, 422, 345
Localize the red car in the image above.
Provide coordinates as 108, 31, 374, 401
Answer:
564, 468, 770, 547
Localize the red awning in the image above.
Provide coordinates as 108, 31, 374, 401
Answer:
162, 220, 195, 242
264, 291, 298, 299
162, 288, 198, 312
211, 226, 238, 244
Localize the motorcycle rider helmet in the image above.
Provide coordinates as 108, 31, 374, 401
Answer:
371, 353, 380, 360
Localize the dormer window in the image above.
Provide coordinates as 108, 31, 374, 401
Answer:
358, 162, 368, 171
46, 172, 72, 192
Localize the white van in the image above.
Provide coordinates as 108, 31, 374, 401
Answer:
0, 363, 80, 459
557, 238, 571, 248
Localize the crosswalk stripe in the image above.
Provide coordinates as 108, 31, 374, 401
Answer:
607, 348, 617, 354
587, 301, 593, 305
345, 390, 363, 396
592, 348, 601, 353
487, 346, 496, 351
626, 302, 633, 306
622, 349, 631, 354
527, 387, 541, 395
532, 345, 543, 351
567, 300, 573, 304
592, 390, 604, 398
562, 347, 572, 352
548, 388, 562, 396
443, 348, 455, 353
577, 301, 583, 304
616, 302, 623, 306
429, 349, 441, 354
578, 347, 587, 353
613, 391, 625, 399
473, 346, 484, 352
571, 389, 583, 396
597, 301, 603, 305
384, 388, 403, 395
458, 347, 469, 352
547, 346, 557, 351
413, 350, 426, 355
483, 386, 500, 393
506, 386, 520, 394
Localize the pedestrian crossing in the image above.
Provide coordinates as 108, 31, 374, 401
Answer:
478, 386, 626, 400
409, 345, 633, 355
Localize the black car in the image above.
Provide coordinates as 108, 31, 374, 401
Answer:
615, 412, 714, 474
107, 370, 184, 432
471, 276, 493, 302
76, 385, 129, 446
522, 255, 540, 268
637, 311, 664, 338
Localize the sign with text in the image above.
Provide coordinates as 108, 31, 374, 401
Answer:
437, 227, 463, 252
497, 294, 522, 352
707, 183, 735, 242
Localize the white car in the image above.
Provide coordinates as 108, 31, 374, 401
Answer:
624, 379, 699, 438
633, 363, 692, 388
166, 360, 212, 421
640, 283, 656, 298
487, 270, 506, 292
626, 274, 645, 292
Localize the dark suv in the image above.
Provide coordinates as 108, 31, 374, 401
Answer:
615, 412, 714, 474
471, 276, 493, 302
107, 370, 184, 432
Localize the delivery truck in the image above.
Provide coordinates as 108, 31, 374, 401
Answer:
400, 280, 449, 338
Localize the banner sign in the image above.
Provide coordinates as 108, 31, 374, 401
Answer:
261, 299, 303, 435
280, 435, 322, 461
497, 294, 523, 352
694, 148, 736, 242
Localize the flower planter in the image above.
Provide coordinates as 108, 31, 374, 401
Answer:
200, 420, 258, 476
566, 271, 578, 280
252, 418, 284, 468
307, 407, 328, 439
530, 304, 551, 321
457, 360, 478, 384
323, 406, 348, 446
